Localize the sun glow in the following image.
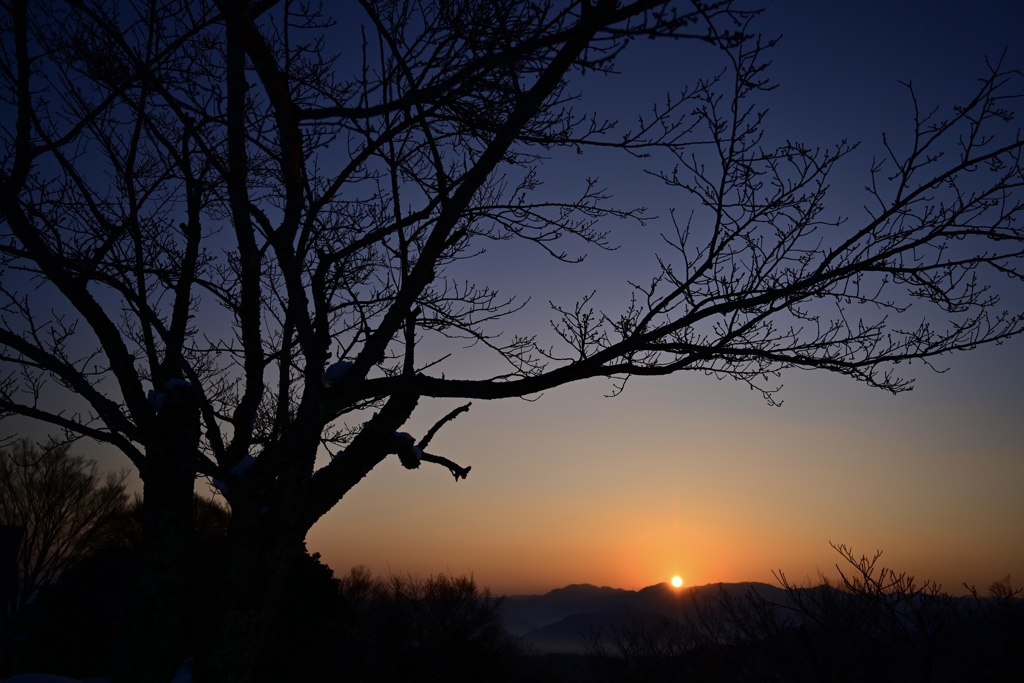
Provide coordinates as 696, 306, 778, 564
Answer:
671, 575, 683, 588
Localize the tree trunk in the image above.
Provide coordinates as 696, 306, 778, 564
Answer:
0, 525, 25, 676
117, 456, 196, 682
197, 501, 303, 683
117, 381, 202, 682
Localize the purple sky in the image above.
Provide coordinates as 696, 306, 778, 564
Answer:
34, 1, 1019, 596
303, 1, 1024, 595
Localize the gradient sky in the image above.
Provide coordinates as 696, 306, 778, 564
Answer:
302, 1, 1024, 596
50, 1, 1020, 597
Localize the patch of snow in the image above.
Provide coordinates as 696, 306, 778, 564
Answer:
395, 432, 422, 469
147, 389, 168, 412
169, 659, 193, 683
321, 360, 353, 388
147, 378, 193, 414
230, 453, 256, 477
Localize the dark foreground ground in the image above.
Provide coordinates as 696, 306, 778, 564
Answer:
3, 549, 1022, 682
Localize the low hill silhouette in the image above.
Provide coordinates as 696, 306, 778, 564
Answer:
502, 581, 788, 654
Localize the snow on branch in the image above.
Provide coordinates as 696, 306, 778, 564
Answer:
391, 403, 473, 480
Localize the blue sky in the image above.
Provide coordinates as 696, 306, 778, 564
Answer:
304, 1, 1024, 595
23, 0, 1017, 596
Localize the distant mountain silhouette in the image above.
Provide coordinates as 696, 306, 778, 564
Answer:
502, 581, 787, 654
501, 583, 633, 635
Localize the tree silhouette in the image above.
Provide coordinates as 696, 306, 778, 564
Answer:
1, 1, 1022, 680
331, 566, 531, 683
0, 441, 128, 616
0, 441, 128, 674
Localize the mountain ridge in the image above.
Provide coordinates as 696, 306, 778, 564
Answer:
500, 580, 788, 653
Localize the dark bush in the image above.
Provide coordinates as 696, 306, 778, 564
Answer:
331, 566, 538, 683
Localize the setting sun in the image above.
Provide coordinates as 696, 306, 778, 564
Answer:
671, 575, 683, 588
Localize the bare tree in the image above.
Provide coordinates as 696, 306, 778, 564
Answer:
0, 0, 1022, 680
334, 566, 525, 682
770, 543, 1024, 682
0, 441, 128, 617
584, 544, 1024, 682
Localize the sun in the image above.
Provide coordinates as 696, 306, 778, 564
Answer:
670, 575, 684, 588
